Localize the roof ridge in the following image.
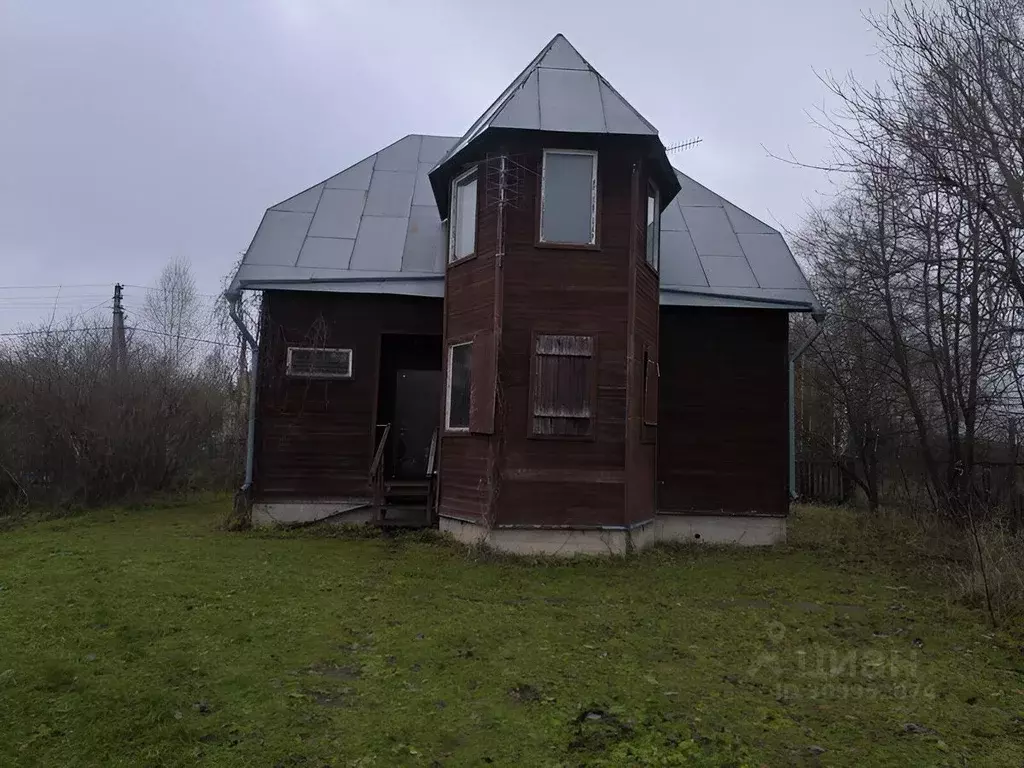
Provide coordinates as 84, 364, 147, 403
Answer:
432, 35, 563, 171
432, 34, 656, 176
269, 134, 458, 212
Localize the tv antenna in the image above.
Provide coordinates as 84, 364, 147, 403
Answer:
664, 136, 703, 154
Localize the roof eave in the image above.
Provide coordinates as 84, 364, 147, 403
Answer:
429, 131, 679, 219
661, 285, 820, 312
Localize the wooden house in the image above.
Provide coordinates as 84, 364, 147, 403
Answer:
226, 35, 821, 554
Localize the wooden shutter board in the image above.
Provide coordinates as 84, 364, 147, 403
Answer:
535, 334, 594, 357
469, 330, 496, 434
528, 331, 598, 440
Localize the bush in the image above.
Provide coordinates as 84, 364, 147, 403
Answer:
0, 320, 245, 513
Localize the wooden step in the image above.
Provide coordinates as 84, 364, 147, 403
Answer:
373, 504, 430, 529
385, 479, 430, 490
384, 480, 430, 501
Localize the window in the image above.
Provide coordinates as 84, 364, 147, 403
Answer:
531, 334, 596, 437
449, 168, 478, 263
642, 347, 659, 427
444, 333, 495, 434
446, 341, 472, 431
286, 347, 353, 379
539, 150, 598, 245
646, 181, 660, 270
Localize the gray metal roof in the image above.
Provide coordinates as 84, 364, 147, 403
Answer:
438, 34, 656, 165
228, 139, 818, 312
660, 170, 819, 312
428, 34, 679, 217
227, 134, 456, 297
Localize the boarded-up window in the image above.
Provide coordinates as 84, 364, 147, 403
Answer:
531, 334, 595, 437
286, 347, 353, 379
643, 347, 659, 427
446, 342, 472, 431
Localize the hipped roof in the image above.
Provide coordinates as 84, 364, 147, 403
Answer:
227, 136, 818, 313
428, 34, 679, 217
226, 34, 817, 313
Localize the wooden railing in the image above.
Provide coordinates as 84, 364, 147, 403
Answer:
370, 423, 391, 522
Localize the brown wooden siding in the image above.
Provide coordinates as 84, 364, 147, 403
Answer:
626, 232, 660, 525
439, 161, 497, 522
657, 306, 789, 517
437, 436, 490, 522
438, 135, 667, 528
254, 291, 442, 501
491, 138, 639, 527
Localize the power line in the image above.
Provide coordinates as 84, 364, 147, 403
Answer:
0, 284, 112, 290
0, 297, 114, 304
0, 325, 239, 348
123, 284, 223, 299
0, 284, 224, 300
0, 327, 112, 338
132, 327, 240, 348
0, 304, 108, 309
72, 299, 113, 321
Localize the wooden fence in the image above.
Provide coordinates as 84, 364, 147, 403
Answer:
796, 457, 1024, 515
795, 459, 856, 504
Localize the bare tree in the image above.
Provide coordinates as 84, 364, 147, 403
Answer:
140, 257, 211, 368
789, 0, 1024, 521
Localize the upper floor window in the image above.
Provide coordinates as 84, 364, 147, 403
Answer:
449, 168, 478, 263
539, 150, 598, 246
646, 181, 660, 270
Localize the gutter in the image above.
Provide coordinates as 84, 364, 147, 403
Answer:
789, 311, 825, 501
228, 295, 259, 491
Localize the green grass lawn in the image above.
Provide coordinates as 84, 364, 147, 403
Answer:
1, 501, 1022, 767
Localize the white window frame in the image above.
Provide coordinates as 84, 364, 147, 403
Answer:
445, 340, 473, 432
286, 346, 353, 379
448, 168, 478, 264
539, 149, 598, 246
646, 180, 660, 271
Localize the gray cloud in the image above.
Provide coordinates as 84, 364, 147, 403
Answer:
0, 0, 885, 331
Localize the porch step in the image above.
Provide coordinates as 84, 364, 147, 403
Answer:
373, 504, 430, 529
383, 479, 431, 501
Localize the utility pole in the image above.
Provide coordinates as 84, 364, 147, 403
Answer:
111, 283, 126, 374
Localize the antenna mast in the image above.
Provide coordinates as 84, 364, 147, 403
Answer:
664, 137, 704, 154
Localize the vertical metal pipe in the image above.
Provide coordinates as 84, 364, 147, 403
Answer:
788, 359, 797, 500
228, 295, 259, 490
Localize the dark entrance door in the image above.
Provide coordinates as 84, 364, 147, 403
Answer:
376, 334, 443, 480
393, 368, 441, 479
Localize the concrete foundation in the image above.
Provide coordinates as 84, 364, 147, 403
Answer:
653, 513, 786, 546
439, 512, 785, 555
251, 499, 373, 527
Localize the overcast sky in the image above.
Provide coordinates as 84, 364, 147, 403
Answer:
0, 0, 887, 332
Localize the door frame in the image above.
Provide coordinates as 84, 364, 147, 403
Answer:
368, 333, 444, 481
